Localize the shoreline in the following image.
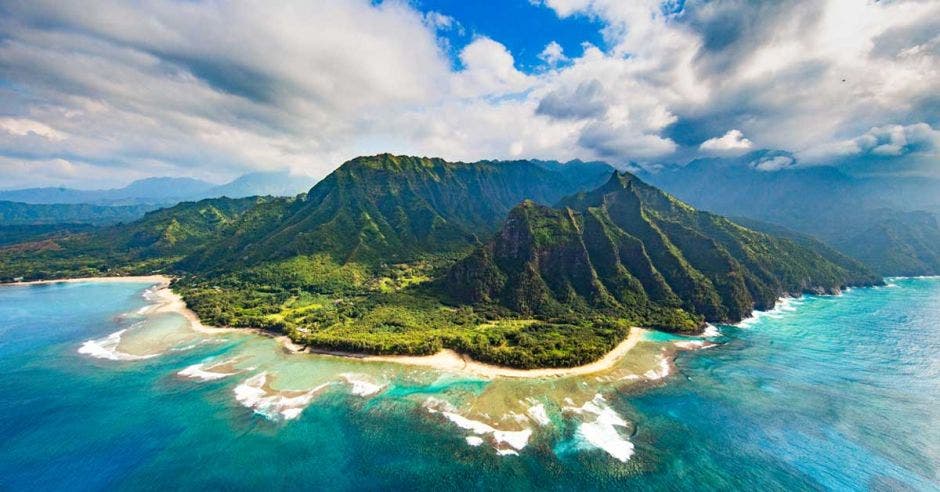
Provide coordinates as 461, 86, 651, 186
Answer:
354, 329, 647, 379
0, 275, 173, 287
5, 275, 652, 379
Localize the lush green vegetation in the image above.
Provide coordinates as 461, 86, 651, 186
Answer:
0, 200, 156, 226
174, 254, 633, 368
446, 173, 880, 329
0, 154, 883, 368
0, 196, 268, 281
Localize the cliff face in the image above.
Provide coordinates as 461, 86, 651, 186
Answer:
183, 154, 615, 271
445, 172, 881, 330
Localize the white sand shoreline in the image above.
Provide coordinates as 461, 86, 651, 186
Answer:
5, 275, 650, 379
1, 275, 172, 286
352, 329, 647, 379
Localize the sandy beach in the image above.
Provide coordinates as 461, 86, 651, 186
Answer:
1, 275, 173, 287
7, 275, 650, 379
355, 328, 647, 379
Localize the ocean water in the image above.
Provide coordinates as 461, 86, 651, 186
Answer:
0, 278, 937, 491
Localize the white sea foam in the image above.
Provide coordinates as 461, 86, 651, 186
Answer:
177, 360, 238, 381
701, 324, 721, 337
643, 356, 671, 380
77, 329, 159, 361
674, 340, 716, 351
340, 373, 386, 397
424, 398, 532, 454
234, 372, 332, 421
737, 296, 804, 327
526, 403, 551, 426
465, 436, 484, 446
564, 394, 635, 462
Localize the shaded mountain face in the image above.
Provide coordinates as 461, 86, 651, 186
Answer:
207, 171, 318, 199
183, 154, 615, 271
641, 152, 940, 276
0, 201, 156, 226
0, 196, 267, 281
445, 172, 880, 329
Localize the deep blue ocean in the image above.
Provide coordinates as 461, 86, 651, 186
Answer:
0, 278, 937, 491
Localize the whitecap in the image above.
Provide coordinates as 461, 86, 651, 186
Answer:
177, 360, 238, 381
340, 373, 386, 397
737, 296, 803, 327
564, 394, 635, 462
643, 357, 671, 380
465, 436, 484, 446
526, 403, 551, 427
674, 340, 717, 351
701, 324, 721, 337
234, 372, 332, 422
77, 329, 159, 361
424, 398, 532, 454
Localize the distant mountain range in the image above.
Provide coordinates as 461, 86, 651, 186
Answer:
0, 171, 319, 232
0, 171, 318, 206
641, 151, 940, 276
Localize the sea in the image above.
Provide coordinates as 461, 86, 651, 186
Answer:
0, 277, 937, 491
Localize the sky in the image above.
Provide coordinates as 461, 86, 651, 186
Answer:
0, 0, 937, 188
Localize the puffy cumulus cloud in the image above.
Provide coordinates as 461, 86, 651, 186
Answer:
536, 79, 606, 120
849, 123, 940, 157
750, 155, 796, 172
453, 37, 533, 97
1, 0, 939, 188
699, 129, 752, 155
536, 0, 939, 172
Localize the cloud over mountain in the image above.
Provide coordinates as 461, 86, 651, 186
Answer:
1, 0, 937, 187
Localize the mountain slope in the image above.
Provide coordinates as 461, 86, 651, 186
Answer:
0, 196, 267, 281
445, 172, 880, 330
207, 171, 318, 198
641, 152, 940, 275
185, 154, 615, 271
0, 200, 156, 226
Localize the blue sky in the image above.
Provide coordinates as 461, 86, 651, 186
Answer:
414, 0, 607, 71
0, 0, 937, 188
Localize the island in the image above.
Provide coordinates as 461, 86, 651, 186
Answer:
0, 154, 881, 369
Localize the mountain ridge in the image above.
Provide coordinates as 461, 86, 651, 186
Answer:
445, 171, 880, 329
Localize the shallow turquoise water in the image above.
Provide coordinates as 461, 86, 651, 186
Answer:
0, 278, 937, 490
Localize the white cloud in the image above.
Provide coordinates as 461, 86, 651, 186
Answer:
751, 155, 795, 172
538, 41, 568, 66
699, 129, 752, 155
810, 123, 940, 160
1, 0, 939, 187
0, 118, 65, 141
453, 37, 532, 97
423, 11, 458, 31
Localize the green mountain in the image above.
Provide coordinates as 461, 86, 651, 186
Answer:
0, 200, 157, 226
445, 172, 880, 329
830, 210, 940, 276
0, 156, 885, 368
0, 196, 267, 280
183, 154, 615, 271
